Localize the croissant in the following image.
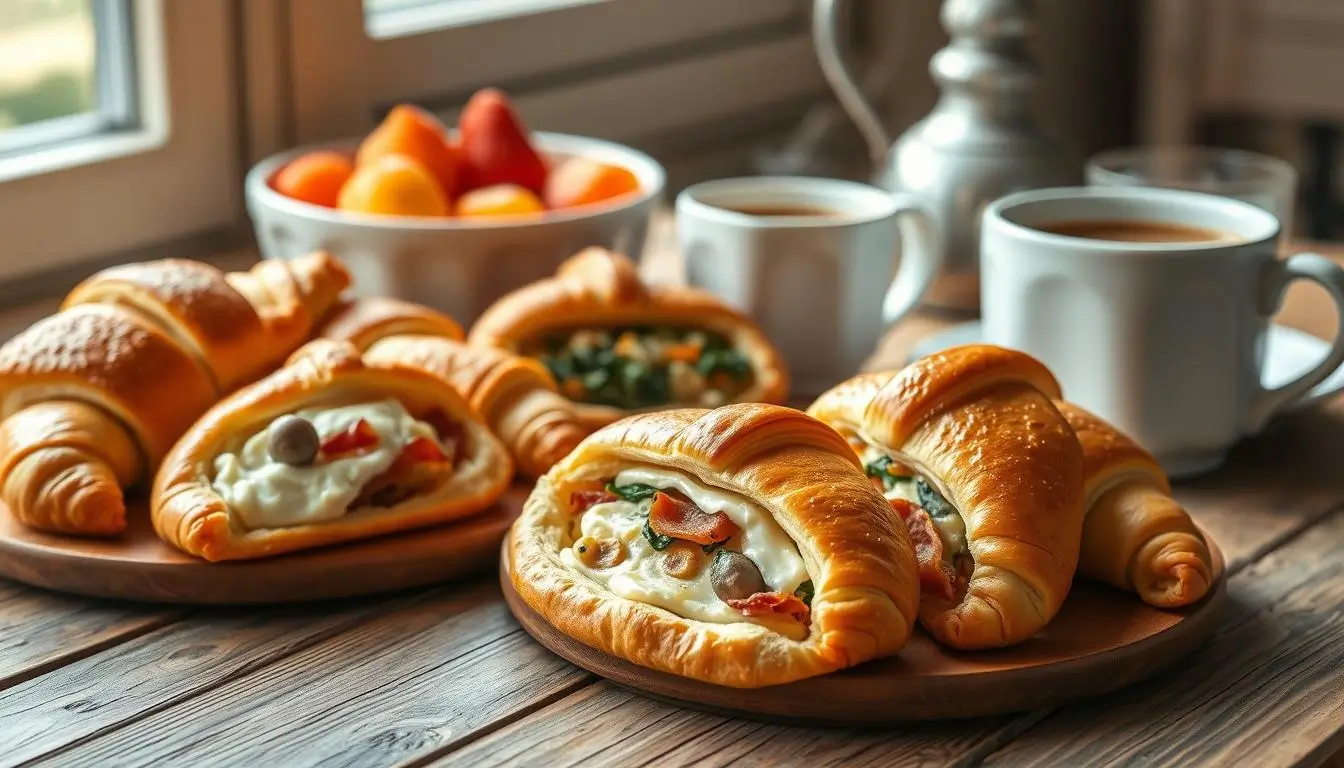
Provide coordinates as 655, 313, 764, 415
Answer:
806, 344, 1085, 649
319, 297, 589, 477
509, 403, 921, 688
469, 247, 788, 429
0, 253, 350, 535
152, 339, 513, 561
1055, 401, 1213, 607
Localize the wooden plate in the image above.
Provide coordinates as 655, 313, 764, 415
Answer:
501, 532, 1227, 724
0, 485, 529, 604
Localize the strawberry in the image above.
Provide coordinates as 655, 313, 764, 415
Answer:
458, 89, 548, 195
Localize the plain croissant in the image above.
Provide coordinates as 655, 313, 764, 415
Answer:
319, 297, 590, 477
0, 253, 350, 535
1055, 401, 1213, 607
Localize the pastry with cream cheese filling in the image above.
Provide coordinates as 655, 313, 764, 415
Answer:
469, 247, 788, 428
1055, 401, 1213, 608
152, 340, 512, 561
807, 345, 1086, 650
509, 403, 920, 688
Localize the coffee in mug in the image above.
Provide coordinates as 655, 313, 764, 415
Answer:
981, 186, 1344, 477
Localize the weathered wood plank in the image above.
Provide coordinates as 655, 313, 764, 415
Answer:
0, 582, 181, 692
0, 587, 439, 767
982, 511, 1344, 768
432, 681, 1022, 768
40, 582, 591, 768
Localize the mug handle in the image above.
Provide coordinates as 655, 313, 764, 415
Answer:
881, 193, 944, 326
1247, 252, 1344, 431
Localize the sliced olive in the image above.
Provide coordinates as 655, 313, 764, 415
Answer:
267, 414, 320, 466
710, 550, 768, 602
575, 535, 626, 569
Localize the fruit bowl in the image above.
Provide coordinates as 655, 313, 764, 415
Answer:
245, 132, 665, 324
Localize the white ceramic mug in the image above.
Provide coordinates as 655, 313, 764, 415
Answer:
981, 186, 1344, 477
676, 177, 940, 396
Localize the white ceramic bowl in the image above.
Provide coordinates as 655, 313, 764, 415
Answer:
245, 132, 665, 324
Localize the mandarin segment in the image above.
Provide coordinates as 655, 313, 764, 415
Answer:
356, 104, 459, 198
454, 183, 545, 218
337, 155, 450, 217
273, 151, 354, 208
544, 157, 639, 209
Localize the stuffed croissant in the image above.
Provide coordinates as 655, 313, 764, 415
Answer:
469, 247, 788, 428
0, 253, 349, 535
152, 340, 512, 561
319, 297, 590, 477
1056, 402, 1213, 607
509, 403, 921, 688
807, 345, 1086, 650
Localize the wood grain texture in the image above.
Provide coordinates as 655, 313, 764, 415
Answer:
433, 681, 1024, 768
44, 581, 591, 767
501, 539, 1226, 724
0, 585, 179, 692
0, 488, 526, 605
0, 591, 430, 766
982, 510, 1344, 768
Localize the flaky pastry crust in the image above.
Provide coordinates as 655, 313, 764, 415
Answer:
510, 403, 920, 688
468, 247, 788, 427
807, 345, 1085, 649
152, 340, 512, 561
1056, 402, 1212, 608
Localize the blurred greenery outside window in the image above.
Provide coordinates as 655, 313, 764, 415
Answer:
0, 0, 97, 133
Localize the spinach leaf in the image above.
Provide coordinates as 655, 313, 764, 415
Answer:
916, 477, 956, 519
642, 519, 674, 551
863, 456, 911, 492
606, 482, 659, 503
697, 349, 751, 379
542, 354, 573, 383
795, 579, 815, 607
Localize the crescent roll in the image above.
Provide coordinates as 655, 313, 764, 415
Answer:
152, 340, 513, 561
1056, 401, 1213, 607
807, 345, 1085, 649
0, 253, 350, 536
469, 247, 788, 428
319, 298, 589, 477
509, 403, 921, 688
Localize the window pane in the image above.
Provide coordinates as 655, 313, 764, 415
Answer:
0, 0, 96, 131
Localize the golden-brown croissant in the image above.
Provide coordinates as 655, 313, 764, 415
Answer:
509, 403, 920, 688
152, 339, 512, 561
0, 253, 350, 536
807, 344, 1085, 650
319, 297, 588, 477
469, 247, 789, 429
1055, 401, 1213, 607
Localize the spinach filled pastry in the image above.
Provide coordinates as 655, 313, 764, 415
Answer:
807, 345, 1086, 650
1055, 401, 1213, 608
152, 340, 512, 561
318, 297, 590, 477
469, 247, 788, 428
508, 403, 921, 688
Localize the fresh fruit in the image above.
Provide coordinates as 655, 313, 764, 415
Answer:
273, 151, 354, 208
544, 157, 639, 209
454, 184, 546, 218
337, 155, 450, 217
356, 105, 459, 197
458, 89, 548, 195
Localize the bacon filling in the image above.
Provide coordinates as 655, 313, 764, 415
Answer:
726, 592, 810, 623
648, 491, 740, 545
570, 489, 619, 514
889, 498, 959, 601
320, 418, 381, 458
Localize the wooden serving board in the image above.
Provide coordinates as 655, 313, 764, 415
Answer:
0, 485, 529, 604
502, 532, 1227, 724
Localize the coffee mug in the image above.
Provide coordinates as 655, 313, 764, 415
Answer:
981, 186, 1344, 477
675, 177, 940, 396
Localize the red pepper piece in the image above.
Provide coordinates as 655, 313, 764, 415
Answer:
319, 418, 381, 458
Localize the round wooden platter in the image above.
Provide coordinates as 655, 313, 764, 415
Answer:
501, 532, 1227, 724
0, 485, 530, 605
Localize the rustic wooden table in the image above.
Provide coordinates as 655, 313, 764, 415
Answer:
1, 232, 1342, 767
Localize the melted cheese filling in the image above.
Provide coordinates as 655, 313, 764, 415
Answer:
861, 444, 968, 556
212, 399, 438, 530
560, 466, 809, 636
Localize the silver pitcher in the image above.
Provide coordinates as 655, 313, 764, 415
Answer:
814, 0, 1080, 313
